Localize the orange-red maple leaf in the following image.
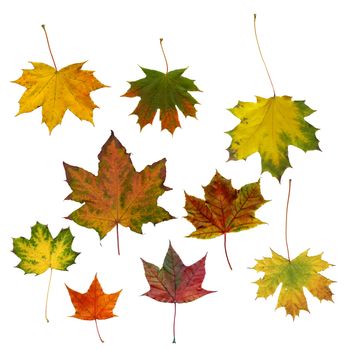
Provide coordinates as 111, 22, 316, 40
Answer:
66, 274, 121, 342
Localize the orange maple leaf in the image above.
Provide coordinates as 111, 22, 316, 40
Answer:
66, 274, 121, 342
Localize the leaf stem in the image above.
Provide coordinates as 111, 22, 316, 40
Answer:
285, 179, 292, 261
41, 24, 58, 70
95, 319, 104, 343
224, 233, 233, 270
116, 223, 120, 255
160, 38, 169, 74
172, 301, 177, 343
45, 268, 53, 323
253, 14, 276, 96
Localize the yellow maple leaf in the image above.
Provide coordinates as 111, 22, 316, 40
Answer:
13, 61, 106, 133
253, 249, 333, 319
227, 96, 320, 180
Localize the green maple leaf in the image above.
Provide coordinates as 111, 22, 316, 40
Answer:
12, 222, 79, 321
123, 67, 200, 133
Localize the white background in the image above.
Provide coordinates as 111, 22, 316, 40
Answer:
0, 0, 343, 349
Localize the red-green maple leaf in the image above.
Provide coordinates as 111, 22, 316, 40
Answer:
64, 131, 173, 254
184, 172, 268, 270
141, 242, 215, 343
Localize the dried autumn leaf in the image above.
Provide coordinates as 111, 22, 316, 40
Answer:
227, 96, 319, 180
253, 250, 333, 319
13, 61, 106, 133
123, 67, 200, 133
66, 274, 121, 343
185, 172, 268, 269
64, 131, 173, 254
142, 242, 214, 343
226, 15, 321, 180
12, 222, 79, 321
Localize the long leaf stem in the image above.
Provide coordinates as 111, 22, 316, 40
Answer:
253, 14, 276, 96
285, 179, 292, 261
95, 319, 104, 343
224, 233, 233, 270
160, 38, 169, 74
45, 268, 53, 322
41, 25, 58, 70
172, 302, 177, 343
116, 223, 120, 255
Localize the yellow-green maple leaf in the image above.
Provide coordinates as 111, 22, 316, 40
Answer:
253, 249, 333, 319
227, 96, 320, 180
13, 62, 106, 133
12, 222, 79, 274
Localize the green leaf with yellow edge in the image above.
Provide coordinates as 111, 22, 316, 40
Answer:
64, 131, 173, 254
12, 222, 79, 321
122, 67, 200, 133
253, 249, 334, 319
227, 96, 320, 180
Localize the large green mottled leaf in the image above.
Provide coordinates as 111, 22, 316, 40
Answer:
123, 67, 200, 133
64, 131, 173, 253
227, 96, 320, 180
12, 222, 79, 275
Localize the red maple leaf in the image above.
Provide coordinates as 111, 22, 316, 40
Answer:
141, 242, 215, 343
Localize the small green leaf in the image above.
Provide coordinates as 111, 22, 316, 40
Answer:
123, 67, 200, 133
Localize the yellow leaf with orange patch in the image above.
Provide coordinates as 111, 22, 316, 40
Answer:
13, 62, 106, 133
